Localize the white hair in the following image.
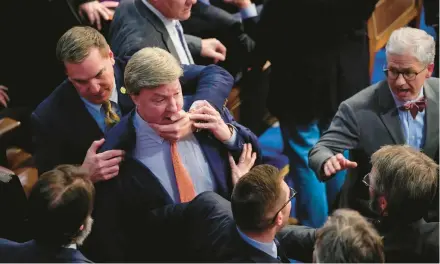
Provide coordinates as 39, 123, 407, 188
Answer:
386, 27, 435, 66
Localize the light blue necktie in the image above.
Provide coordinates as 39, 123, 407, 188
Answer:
175, 22, 194, 64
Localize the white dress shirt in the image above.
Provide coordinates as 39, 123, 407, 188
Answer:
142, 0, 194, 64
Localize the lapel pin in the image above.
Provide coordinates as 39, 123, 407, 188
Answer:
120, 87, 127, 94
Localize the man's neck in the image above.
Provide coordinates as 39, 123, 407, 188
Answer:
243, 229, 276, 243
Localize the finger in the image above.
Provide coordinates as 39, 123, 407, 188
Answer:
101, 1, 119, 9
325, 161, 336, 175
170, 110, 186, 122
216, 41, 227, 56
323, 164, 331, 177
150, 122, 181, 134
86, 9, 95, 25
345, 160, 358, 168
330, 156, 341, 171
191, 105, 218, 116
239, 144, 248, 163
210, 51, 226, 62
103, 171, 119, 181
249, 152, 257, 167
96, 5, 110, 20
0, 85, 8, 91
246, 143, 253, 159
228, 153, 238, 170
88, 138, 106, 153
101, 156, 123, 168
98, 149, 125, 160
0, 97, 7, 107
95, 12, 102, 30
335, 153, 345, 162
193, 122, 217, 130
0, 90, 10, 102
190, 113, 219, 123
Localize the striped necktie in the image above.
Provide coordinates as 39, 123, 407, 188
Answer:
103, 100, 120, 128
170, 141, 196, 202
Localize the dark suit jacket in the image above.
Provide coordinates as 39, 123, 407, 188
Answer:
109, 0, 202, 59
309, 78, 439, 218
181, 1, 257, 76
81, 105, 261, 261
380, 218, 439, 263
32, 60, 233, 175
279, 218, 439, 263
247, 0, 377, 124
178, 191, 315, 263
0, 239, 92, 263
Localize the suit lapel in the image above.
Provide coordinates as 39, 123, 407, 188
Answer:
114, 60, 135, 115
194, 132, 229, 197
65, 85, 104, 148
378, 82, 405, 144
422, 80, 439, 158
135, 0, 181, 62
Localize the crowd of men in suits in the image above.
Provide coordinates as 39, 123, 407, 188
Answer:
0, 0, 439, 262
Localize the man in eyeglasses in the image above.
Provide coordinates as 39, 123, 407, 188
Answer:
309, 27, 439, 221
176, 164, 315, 263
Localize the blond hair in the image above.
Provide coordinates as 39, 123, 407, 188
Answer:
124, 47, 183, 95
56, 26, 109, 63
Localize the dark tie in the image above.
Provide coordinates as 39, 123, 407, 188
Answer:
398, 97, 426, 119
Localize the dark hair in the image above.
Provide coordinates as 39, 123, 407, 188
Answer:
371, 145, 439, 220
231, 164, 283, 232
314, 209, 385, 263
28, 165, 94, 246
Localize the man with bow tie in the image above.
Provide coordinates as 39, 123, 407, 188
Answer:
309, 27, 439, 221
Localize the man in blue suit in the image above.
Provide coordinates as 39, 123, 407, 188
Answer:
81, 47, 261, 262
0, 165, 94, 263
32, 26, 234, 181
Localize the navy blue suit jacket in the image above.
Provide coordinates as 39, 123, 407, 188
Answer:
80, 107, 261, 262
0, 239, 92, 263
32, 59, 233, 175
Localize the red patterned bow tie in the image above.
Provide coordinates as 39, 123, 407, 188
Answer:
398, 97, 426, 119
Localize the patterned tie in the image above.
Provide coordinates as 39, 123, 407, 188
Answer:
170, 142, 196, 202
102, 100, 120, 128
398, 97, 427, 119
175, 21, 194, 64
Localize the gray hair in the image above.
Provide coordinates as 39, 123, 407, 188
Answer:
124, 47, 183, 95
386, 27, 436, 66
371, 145, 438, 219
314, 209, 385, 263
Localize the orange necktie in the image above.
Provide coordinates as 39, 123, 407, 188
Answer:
170, 142, 196, 202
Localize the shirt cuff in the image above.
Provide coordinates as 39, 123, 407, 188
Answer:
223, 125, 238, 147
240, 3, 258, 19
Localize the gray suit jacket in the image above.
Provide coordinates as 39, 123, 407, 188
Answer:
309, 78, 439, 217
109, 0, 202, 59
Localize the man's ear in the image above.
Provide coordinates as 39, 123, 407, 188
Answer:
426, 63, 435, 78
378, 196, 388, 216
130, 94, 139, 107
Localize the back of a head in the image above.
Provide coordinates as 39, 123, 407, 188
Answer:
124, 47, 183, 95
56, 26, 109, 64
28, 165, 94, 247
314, 209, 385, 263
231, 164, 283, 233
371, 145, 439, 220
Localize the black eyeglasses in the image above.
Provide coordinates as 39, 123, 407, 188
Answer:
383, 66, 426, 81
269, 187, 297, 224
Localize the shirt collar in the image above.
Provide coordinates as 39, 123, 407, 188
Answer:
142, 0, 176, 27
236, 227, 277, 259
133, 109, 164, 144
81, 84, 118, 111
390, 86, 424, 108
63, 243, 77, 250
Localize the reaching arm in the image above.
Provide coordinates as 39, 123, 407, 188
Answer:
308, 102, 360, 181
180, 64, 233, 112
